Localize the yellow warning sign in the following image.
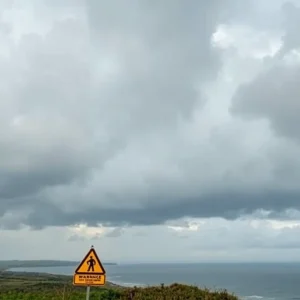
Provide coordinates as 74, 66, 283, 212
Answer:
74, 247, 106, 275
73, 274, 106, 286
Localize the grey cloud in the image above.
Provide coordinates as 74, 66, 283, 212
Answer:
231, 64, 300, 140
8, 189, 300, 229
230, 3, 300, 141
190, 221, 300, 250
0, 0, 226, 229
0, 16, 124, 202
84, 0, 225, 135
1, 1, 300, 230
67, 233, 102, 242
261, 227, 300, 249
91, 234, 103, 240
223, 0, 300, 35
68, 234, 86, 242
3, 219, 300, 262
278, 2, 300, 56
105, 227, 124, 238
132, 230, 148, 237
0, 0, 224, 204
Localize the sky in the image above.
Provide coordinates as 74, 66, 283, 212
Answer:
1, 0, 300, 263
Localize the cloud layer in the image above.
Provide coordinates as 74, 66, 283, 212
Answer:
3, 218, 300, 262
1, 0, 300, 231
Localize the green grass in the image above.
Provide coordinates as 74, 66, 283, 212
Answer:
0, 271, 238, 300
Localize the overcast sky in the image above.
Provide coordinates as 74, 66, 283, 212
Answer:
1, 0, 300, 263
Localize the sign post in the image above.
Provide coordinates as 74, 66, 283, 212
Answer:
73, 245, 106, 299
86, 286, 90, 300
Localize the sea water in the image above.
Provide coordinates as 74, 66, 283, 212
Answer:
9, 263, 300, 300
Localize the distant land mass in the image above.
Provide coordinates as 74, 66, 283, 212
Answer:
0, 260, 117, 271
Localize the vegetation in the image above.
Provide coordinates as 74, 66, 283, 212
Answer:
121, 283, 238, 300
0, 271, 238, 300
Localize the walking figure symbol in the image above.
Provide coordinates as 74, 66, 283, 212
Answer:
87, 256, 96, 272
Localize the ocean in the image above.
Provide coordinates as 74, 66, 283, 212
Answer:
8, 263, 300, 300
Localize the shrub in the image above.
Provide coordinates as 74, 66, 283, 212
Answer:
0, 283, 238, 300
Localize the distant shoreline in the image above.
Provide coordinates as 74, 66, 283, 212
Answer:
0, 260, 117, 271
0, 269, 123, 289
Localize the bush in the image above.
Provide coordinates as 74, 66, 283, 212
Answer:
0, 283, 238, 300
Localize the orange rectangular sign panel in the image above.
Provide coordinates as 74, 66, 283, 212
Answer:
73, 274, 106, 286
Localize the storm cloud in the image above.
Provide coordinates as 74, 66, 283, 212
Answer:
1, 0, 300, 230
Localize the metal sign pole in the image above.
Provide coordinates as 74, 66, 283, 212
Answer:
86, 286, 90, 300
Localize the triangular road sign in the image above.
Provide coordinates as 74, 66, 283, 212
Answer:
75, 247, 106, 275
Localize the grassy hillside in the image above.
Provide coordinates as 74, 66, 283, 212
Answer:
0, 271, 238, 300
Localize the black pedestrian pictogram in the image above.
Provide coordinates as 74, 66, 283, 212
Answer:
87, 256, 96, 272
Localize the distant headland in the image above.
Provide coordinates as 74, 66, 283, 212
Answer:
0, 260, 116, 270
